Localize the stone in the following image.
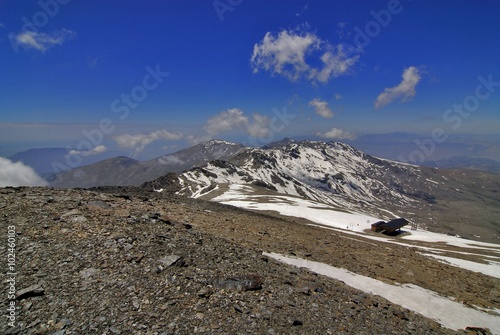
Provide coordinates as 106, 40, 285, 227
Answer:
109, 326, 122, 334
212, 275, 263, 291
60, 209, 81, 219
87, 200, 111, 209
158, 255, 185, 267
80, 268, 99, 279
16, 284, 45, 300
70, 215, 88, 223
197, 288, 213, 298
465, 326, 492, 335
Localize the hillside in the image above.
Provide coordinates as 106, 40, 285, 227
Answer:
1, 186, 499, 334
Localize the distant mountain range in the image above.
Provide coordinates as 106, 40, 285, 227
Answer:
347, 132, 500, 173
423, 156, 500, 174
9, 132, 499, 179
7, 147, 113, 177
47, 140, 245, 188
8, 148, 71, 177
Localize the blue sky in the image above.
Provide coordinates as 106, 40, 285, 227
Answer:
1, 0, 499, 160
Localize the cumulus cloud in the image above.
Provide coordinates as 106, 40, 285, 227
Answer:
114, 130, 183, 152
189, 108, 270, 144
205, 108, 270, 138
308, 46, 359, 83
67, 145, 107, 157
251, 29, 318, 81
205, 108, 249, 136
374, 66, 423, 109
316, 127, 357, 140
246, 113, 270, 138
309, 98, 333, 118
10, 28, 76, 52
335, 93, 343, 100
251, 27, 359, 83
0, 157, 48, 187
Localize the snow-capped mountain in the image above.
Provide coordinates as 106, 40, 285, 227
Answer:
179, 140, 428, 218
177, 139, 500, 242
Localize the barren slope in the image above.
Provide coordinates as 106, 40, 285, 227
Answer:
2, 186, 498, 334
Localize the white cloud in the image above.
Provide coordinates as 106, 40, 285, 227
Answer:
0, 157, 48, 187
251, 28, 359, 83
114, 130, 183, 152
374, 66, 423, 109
186, 135, 212, 145
335, 93, 343, 100
317, 127, 357, 140
205, 108, 248, 136
189, 108, 270, 144
246, 113, 270, 138
0, 23, 5, 28
309, 98, 333, 118
205, 108, 270, 138
251, 29, 318, 82
68, 145, 107, 157
10, 28, 76, 52
308, 46, 359, 83
158, 155, 184, 166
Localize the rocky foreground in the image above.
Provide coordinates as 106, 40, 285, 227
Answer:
1, 186, 498, 334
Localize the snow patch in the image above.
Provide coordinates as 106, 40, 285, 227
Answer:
421, 253, 500, 280
264, 252, 500, 333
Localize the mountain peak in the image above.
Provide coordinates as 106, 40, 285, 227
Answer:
200, 139, 244, 147
262, 137, 312, 149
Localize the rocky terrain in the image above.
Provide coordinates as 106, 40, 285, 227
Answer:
1, 186, 498, 334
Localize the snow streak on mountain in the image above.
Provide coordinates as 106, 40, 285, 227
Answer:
178, 139, 432, 221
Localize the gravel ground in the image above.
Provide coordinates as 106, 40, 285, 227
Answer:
0, 186, 496, 334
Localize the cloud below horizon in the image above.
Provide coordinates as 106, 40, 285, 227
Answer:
374, 66, 423, 109
67, 145, 107, 157
114, 130, 183, 153
316, 127, 357, 140
0, 157, 48, 187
